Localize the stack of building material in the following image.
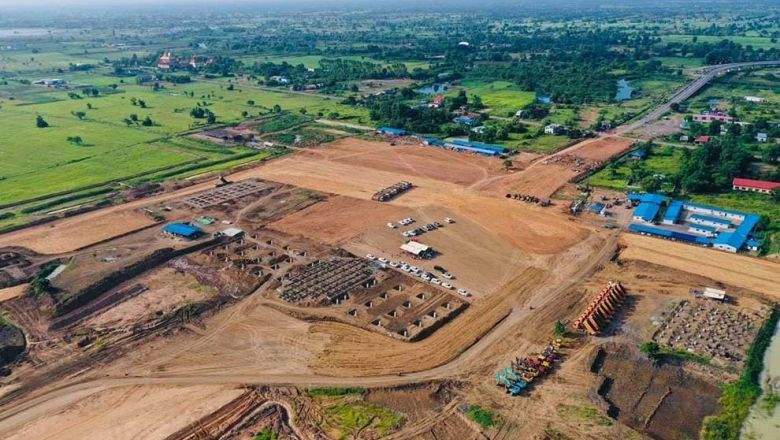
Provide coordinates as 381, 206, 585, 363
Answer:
572, 281, 626, 335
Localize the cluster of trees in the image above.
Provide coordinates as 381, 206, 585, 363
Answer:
190, 105, 217, 124
123, 114, 154, 127
469, 119, 526, 144
677, 139, 755, 193
369, 94, 452, 133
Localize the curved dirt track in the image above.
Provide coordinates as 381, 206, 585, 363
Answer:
0, 228, 618, 436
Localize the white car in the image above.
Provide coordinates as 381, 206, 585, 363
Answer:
421, 273, 432, 281
445, 217, 454, 224
442, 272, 453, 279
386, 222, 396, 229
441, 282, 453, 289
430, 278, 441, 285
366, 254, 376, 260
410, 266, 420, 273
457, 289, 471, 297
389, 261, 400, 268
378, 257, 389, 263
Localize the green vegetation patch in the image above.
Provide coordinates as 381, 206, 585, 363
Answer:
557, 404, 613, 426
306, 387, 365, 397
451, 81, 535, 116
252, 113, 311, 134
702, 309, 779, 440
324, 401, 404, 439
251, 428, 279, 440
466, 404, 497, 428
587, 145, 682, 191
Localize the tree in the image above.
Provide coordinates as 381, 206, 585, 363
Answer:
273, 104, 282, 113
771, 188, 780, 203
71, 111, 87, 120
141, 116, 153, 126
206, 112, 217, 124
129, 113, 138, 122
299, 108, 307, 115
66, 136, 83, 144
35, 115, 49, 128
763, 144, 780, 163
247, 100, 255, 106
502, 159, 513, 170
639, 341, 660, 360
553, 320, 566, 338
86, 103, 92, 110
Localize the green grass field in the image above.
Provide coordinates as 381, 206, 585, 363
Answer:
502, 134, 572, 153
0, 74, 367, 206
587, 147, 683, 190
238, 54, 430, 70
451, 80, 535, 116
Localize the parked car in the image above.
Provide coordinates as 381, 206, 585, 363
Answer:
431, 278, 442, 285
378, 257, 389, 263
386, 222, 396, 228
366, 254, 376, 260
442, 272, 453, 279
457, 289, 471, 297
441, 282, 453, 289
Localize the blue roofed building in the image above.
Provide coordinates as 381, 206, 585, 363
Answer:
451, 139, 506, 154
629, 193, 668, 223
377, 127, 407, 136
688, 224, 718, 237
163, 223, 203, 239
689, 214, 731, 229
663, 201, 683, 225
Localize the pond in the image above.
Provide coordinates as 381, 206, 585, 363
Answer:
742, 319, 780, 439
615, 79, 633, 101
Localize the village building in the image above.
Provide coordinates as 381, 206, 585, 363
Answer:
158, 52, 173, 69
732, 177, 780, 194
692, 111, 734, 124
756, 132, 768, 142
544, 124, 565, 135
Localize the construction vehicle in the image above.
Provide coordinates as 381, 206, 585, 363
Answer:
216, 175, 232, 187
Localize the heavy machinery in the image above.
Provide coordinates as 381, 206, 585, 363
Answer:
496, 341, 561, 396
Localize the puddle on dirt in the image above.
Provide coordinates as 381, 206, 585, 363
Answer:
743, 319, 780, 439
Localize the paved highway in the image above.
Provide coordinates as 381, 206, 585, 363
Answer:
617, 60, 780, 135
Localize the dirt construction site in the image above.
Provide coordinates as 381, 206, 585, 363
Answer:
0, 134, 778, 440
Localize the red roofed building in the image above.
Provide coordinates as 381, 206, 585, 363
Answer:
694, 135, 711, 145
430, 95, 445, 108
733, 178, 780, 194
692, 112, 734, 124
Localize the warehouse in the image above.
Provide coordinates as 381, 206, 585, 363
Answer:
163, 223, 203, 239
688, 224, 718, 237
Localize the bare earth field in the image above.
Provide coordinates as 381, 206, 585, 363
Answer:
619, 233, 780, 298
0, 284, 27, 302
5, 385, 243, 440
0, 209, 156, 255
478, 136, 634, 197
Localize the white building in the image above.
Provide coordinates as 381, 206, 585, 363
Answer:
745, 96, 765, 103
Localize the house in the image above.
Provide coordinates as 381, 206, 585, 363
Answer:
158, 52, 173, 69
692, 112, 734, 124
732, 177, 780, 194
745, 96, 765, 103
629, 150, 648, 160
680, 120, 691, 130
377, 127, 407, 136
430, 95, 446, 108
537, 95, 552, 104
515, 110, 526, 118
679, 135, 690, 142
453, 113, 480, 126
694, 135, 711, 145
628, 193, 669, 224
269, 75, 291, 84
471, 125, 486, 134
33, 78, 66, 88
544, 124, 565, 135
756, 132, 768, 142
